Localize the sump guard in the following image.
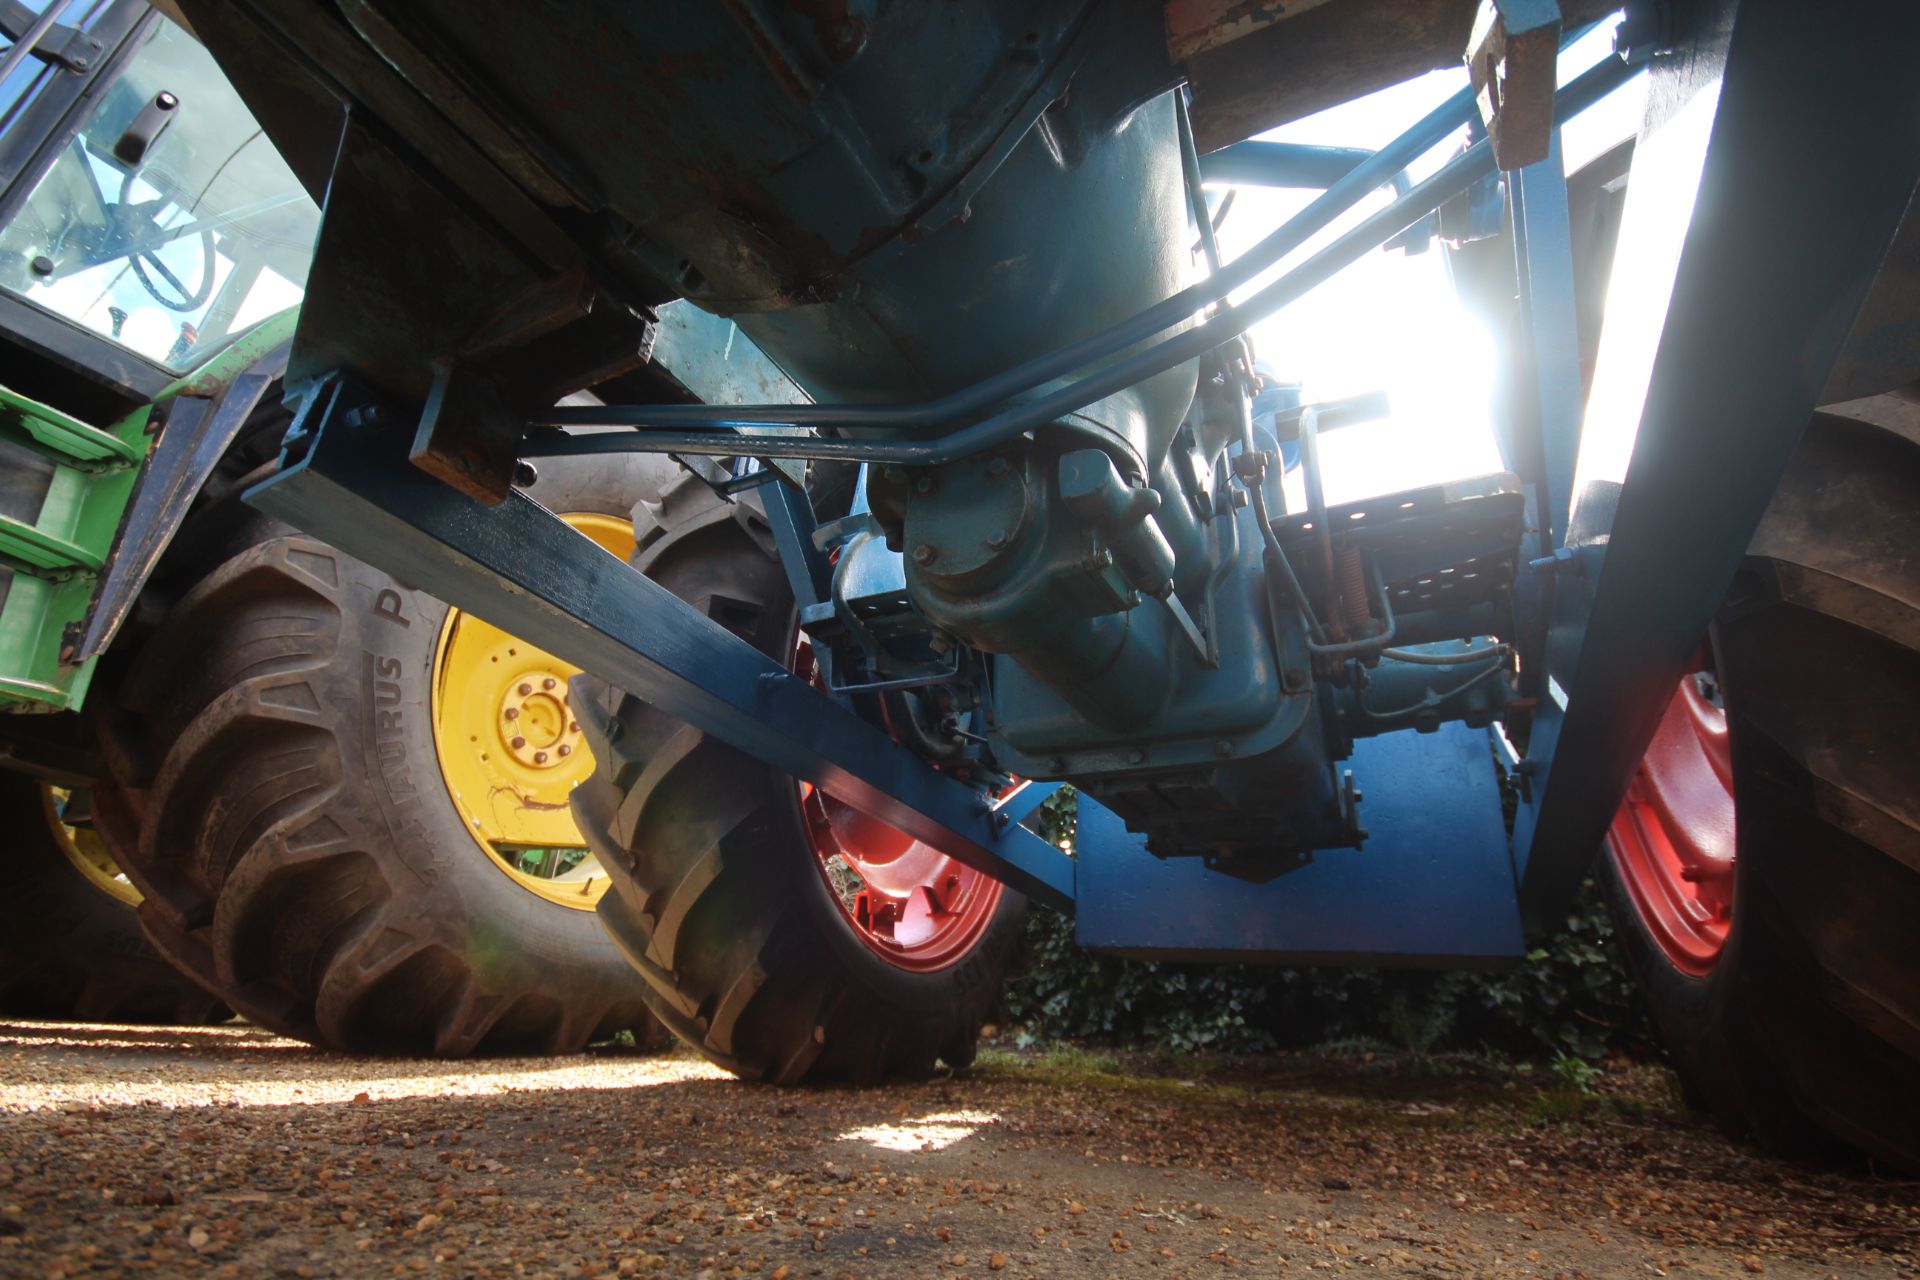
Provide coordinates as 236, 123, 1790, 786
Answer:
1074, 721, 1522, 963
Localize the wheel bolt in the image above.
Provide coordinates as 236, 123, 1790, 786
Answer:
557, 745, 571, 757
912, 544, 937, 566
541, 677, 556, 690
504, 707, 519, 720
511, 736, 527, 749
568, 721, 579, 733
518, 682, 532, 696
534, 751, 548, 764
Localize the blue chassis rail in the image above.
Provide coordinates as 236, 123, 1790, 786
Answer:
249, 0, 1920, 960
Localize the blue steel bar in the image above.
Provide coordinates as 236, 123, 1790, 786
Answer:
1512, 0, 1920, 930
1198, 141, 1373, 190
249, 378, 1076, 911
1507, 131, 1583, 556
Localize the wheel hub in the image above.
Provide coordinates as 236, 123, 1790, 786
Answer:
497, 671, 582, 769
789, 638, 1006, 972
429, 510, 633, 911
1607, 666, 1735, 975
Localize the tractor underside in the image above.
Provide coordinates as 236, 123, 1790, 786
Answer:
167, 0, 1920, 961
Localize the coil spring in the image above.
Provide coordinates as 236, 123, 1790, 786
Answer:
1338, 544, 1369, 633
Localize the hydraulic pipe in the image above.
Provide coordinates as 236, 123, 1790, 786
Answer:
535, 84, 1485, 433
1177, 93, 1224, 277
529, 54, 1638, 465
1198, 142, 1375, 189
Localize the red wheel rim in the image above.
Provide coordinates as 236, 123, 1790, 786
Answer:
790, 643, 1006, 973
1605, 665, 1735, 976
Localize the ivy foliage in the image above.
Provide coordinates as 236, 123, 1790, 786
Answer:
1001, 788, 1646, 1059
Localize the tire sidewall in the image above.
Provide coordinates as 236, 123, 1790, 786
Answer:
332, 454, 658, 964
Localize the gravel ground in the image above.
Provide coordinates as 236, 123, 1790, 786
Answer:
0, 1020, 1915, 1279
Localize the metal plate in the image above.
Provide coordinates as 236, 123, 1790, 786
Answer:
1074, 722, 1522, 963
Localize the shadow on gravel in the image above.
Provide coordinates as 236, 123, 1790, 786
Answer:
0, 1020, 1915, 1278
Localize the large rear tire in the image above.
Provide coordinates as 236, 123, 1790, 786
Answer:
1603, 400, 1920, 1167
571, 472, 1025, 1082
88, 455, 669, 1055
0, 772, 225, 1024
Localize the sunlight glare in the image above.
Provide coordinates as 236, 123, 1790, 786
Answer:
838, 1109, 1000, 1154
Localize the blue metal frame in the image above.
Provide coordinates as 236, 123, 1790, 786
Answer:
1509, 0, 1920, 928
251, 376, 1076, 911
1507, 130, 1583, 557
1075, 723, 1521, 961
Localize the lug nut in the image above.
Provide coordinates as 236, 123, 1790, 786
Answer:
504, 707, 519, 720
912, 544, 937, 566
511, 736, 527, 749
568, 720, 579, 733
541, 677, 555, 690
517, 682, 532, 696
534, 751, 548, 764
558, 745, 571, 757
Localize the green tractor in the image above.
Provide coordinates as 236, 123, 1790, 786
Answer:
0, 1, 694, 1052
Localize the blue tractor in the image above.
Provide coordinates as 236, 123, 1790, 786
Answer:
8, 0, 1919, 1167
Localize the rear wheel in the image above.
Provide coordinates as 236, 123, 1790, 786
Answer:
571, 471, 1025, 1082
0, 771, 224, 1023
1603, 401, 1920, 1167
89, 454, 669, 1055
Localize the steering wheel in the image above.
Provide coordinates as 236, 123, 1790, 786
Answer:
116, 168, 216, 312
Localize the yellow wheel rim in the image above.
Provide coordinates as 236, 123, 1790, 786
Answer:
42, 785, 142, 906
430, 510, 633, 910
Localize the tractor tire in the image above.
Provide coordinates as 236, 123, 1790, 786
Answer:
87, 453, 671, 1056
0, 772, 226, 1024
571, 470, 1026, 1082
1602, 399, 1920, 1168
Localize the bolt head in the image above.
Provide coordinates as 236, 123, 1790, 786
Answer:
517, 682, 532, 696
914, 475, 935, 495
534, 751, 548, 764
985, 530, 1008, 551
911, 543, 937, 566
568, 721, 580, 733
504, 707, 519, 720
510, 736, 527, 749
557, 744, 571, 758
541, 677, 556, 691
